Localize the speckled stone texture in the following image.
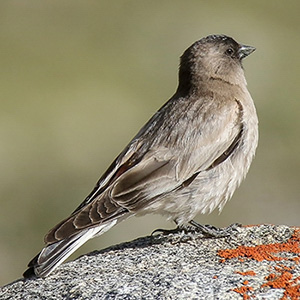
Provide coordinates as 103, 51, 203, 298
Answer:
1, 224, 299, 299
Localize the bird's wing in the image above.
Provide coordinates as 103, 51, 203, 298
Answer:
44, 97, 243, 244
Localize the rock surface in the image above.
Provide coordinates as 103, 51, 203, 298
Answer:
1, 224, 300, 299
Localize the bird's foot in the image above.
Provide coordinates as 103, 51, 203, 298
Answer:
151, 221, 241, 245
189, 220, 241, 238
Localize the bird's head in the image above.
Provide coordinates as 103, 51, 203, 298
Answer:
177, 35, 255, 94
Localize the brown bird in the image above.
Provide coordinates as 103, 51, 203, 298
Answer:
23, 34, 258, 278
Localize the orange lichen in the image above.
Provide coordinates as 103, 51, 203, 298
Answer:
236, 270, 256, 276
232, 285, 253, 300
218, 230, 300, 262
219, 229, 300, 300
262, 266, 300, 300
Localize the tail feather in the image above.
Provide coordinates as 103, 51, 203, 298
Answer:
23, 220, 117, 278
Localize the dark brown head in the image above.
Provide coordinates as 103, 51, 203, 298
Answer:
177, 35, 255, 95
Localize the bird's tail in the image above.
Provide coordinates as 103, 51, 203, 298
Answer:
23, 220, 117, 278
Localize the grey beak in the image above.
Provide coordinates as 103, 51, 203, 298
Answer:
238, 44, 256, 59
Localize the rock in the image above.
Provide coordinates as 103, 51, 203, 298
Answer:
1, 224, 299, 299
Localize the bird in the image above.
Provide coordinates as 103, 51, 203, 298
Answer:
23, 34, 258, 278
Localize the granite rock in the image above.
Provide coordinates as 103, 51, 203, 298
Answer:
1, 224, 299, 300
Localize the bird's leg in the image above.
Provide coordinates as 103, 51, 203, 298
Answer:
189, 220, 241, 238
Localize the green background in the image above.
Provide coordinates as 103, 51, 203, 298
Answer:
1, 1, 299, 285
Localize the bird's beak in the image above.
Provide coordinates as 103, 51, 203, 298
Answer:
238, 44, 256, 59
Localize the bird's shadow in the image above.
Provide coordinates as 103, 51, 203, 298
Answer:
84, 231, 179, 258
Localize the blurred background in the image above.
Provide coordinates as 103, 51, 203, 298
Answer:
0, 1, 299, 286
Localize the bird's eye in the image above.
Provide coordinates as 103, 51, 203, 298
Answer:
225, 48, 234, 56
